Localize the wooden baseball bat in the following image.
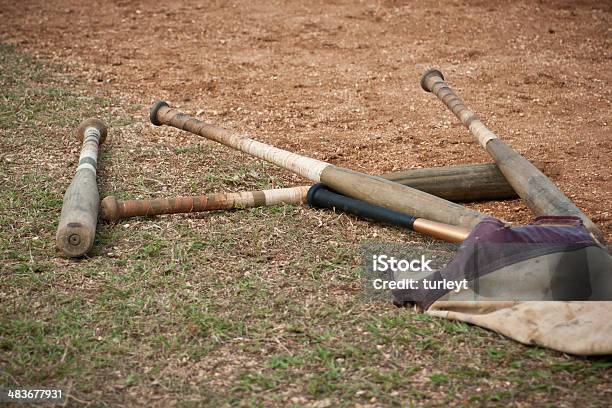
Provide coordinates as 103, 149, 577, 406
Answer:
101, 186, 310, 222
56, 118, 107, 257
149, 101, 489, 231
102, 183, 470, 242
101, 163, 517, 222
421, 68, 604, 242
382, 163, 517, 202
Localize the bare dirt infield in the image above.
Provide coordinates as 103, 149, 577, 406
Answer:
1, 0, 611, 406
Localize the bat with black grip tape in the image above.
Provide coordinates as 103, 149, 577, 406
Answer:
56, 118, 107, 257
420, 69, 604, 243
149, 101, 490, 234
307, 184, 470, 243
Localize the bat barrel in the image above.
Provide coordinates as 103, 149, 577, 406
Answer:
150, 101, 488, 230
380, 163, 517, 202
56, 118, 107, 257
421, 69, 604, 242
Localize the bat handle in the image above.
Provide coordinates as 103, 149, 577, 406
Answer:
102, 186, 312, 222
307, 184, 470, 243
56, 119, 107, 257
149, 101, 330, 183
150, 100, 170, 126
150, 100, 203, 135
102, 195, 215, 222
100, 196, 123, 222
102, 195, 213, 221
421, 68, 498, 148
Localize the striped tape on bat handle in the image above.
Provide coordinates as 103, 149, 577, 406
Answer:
420, 69, 498, 148
149, 101, 488, 231
56, 119, 107, 257
101, 186, 310, 222
421, 69, 604, 242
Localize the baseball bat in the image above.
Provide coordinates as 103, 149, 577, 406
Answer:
421, 68, 604, 242
149, 101, 489, 231
307, 184, 470, 242
101, 163, 517, 222
102, 182, 470, 242
382, 163, 517, 201
101, 186, 310, 222
56, 118, 107, 257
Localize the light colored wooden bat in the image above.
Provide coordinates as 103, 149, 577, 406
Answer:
421, 68, 603, 242
149, 101, 490, 238
56, 118, 107, 257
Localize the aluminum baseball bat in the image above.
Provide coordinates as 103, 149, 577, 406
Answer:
56, 119, 107, 257
420, 68, 604, 242
149, 101, 489, 231
307, 184, 470, 242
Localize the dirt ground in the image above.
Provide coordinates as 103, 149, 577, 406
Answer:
1, 0, 611, 406
2, 0, 611, 238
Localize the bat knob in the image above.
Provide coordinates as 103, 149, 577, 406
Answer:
420, 68, 444, 92
150, 101, 170, 126
77, 118, 108, 144
56, 223, 94, 258
101, 196, 120, 222
306, 183, 327, 207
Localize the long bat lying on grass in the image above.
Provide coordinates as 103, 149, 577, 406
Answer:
102, 185, 311, 222
101, 163, 515, 221
103, 182, 470, 242
421, 69, 604, 242
149, 101, 489, 233
56, 119, 107, 257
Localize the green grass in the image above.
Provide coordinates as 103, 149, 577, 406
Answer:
0, 43, 611, 406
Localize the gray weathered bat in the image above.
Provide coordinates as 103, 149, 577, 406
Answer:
421, 68, 603, 242
56, 118, 107, 257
